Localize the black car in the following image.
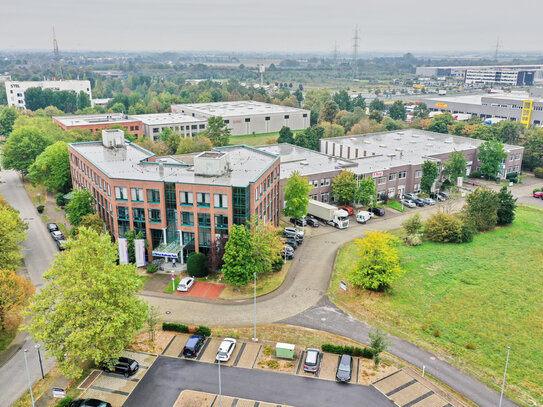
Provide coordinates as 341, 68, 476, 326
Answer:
56, 239, 68, 251
284, 238, 298, 249
369, 207, 385, 216
69, 399, 112, 407
306, 217, 320, 228
289, 217, 307, 227
336, 354, 353, 383
102, 357, 139, 377
411, 198, 426, 207
183, 334, 206, 358
47, 223, 59, 232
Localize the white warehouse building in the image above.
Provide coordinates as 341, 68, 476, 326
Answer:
129, 113, 207, 139
5, 80, 92, 109
171, 101, 310, 136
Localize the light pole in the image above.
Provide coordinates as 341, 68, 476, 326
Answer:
218, 359, 223, 407
35, 344, 44, 379
23, 349, 36, 407
252, 271, 257, 342
498, 346, 511, 407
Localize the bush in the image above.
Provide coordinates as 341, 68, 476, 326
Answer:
147, 264, 158, 274
534, 167, 543, 178
187, 252, 208, 277
37, 205, 44, 213
402, 213, 423, 235
533, 188, 543, 194
162, 322, 189, 333
263, 344, 274, 356
506, 172, 518, 180
321, 343, 373, 359
441, 178, 453, 189
272, 257, 284, 272
460, 224, 474, 243
266, 359, 279, 369
424, 212, 463, 243
404, 233, 423, 246
55, 397, 74, 407
55, 192, 66, 207
195, 325, 212, 337
468, 170, 481, 179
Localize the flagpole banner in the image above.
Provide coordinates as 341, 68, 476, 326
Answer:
135, 239, 146, 267
118, 238, 129, 265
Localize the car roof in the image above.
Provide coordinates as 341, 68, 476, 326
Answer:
179, 277, 193, 283
305, 348, 319, 363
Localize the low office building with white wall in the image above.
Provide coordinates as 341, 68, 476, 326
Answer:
5, 80, 92, 109
129, 113, 207, 139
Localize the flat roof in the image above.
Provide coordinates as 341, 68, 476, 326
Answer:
423, 91, 543, 105
129, 113, 206, 125
53, 113, 139, 127
172, 101, 309, 117
69, 142, 278, 187
417, 65, 543, 70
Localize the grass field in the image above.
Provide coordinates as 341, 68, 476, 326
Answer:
228, 130, 303, 147
329, 205, 543, 406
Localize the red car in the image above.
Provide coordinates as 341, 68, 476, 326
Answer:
533, 191, 543, 198
338, 206, 355, 216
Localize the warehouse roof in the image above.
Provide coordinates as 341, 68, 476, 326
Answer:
172, 101, 309, 117
54, 113, 139, 127
129, 113, 206, 125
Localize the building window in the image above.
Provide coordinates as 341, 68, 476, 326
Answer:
131, 188, 144, 202
507, 167, 513, 174
515, 153, 520, 160
149, 209, 161, 223
399, 171, 407, 179
378, 176, 386, 185
181, 212, 194, 226
514, 165, 519, 172
180, 191, 193, 206
389, 173, 397, 181
198, 229, 211, 247
214, 193, 228, 208
303, 113, 308, 118
309, 179, 319, 188
413, 184, 420, 192
244, 118, 250, 123
197, 192, 210, 207
147, 189, 160, 203
191, 125, 197, 129
133, 207, 145, 222
415, 170, 422, 178
198, 213, 211, 227
215, 214, 228, 229
182, 231, 194, 245
320, 192, 330, 203
199, 124, 205, 129
509, 155, 514, 162
115, 186, 128, 201
265, 116, 270, 121
284, 115, 289, 119
224, 120, 229, 124
153, 128, 159, 133
320, 178, 330, 186
117, 206, 129, 220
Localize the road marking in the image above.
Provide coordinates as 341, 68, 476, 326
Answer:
90, 385, 130, 396
196, 338, 212, 361
386, 379, 417, 396
251, 345, 263, 368
402, 391, 434, 407
233, 343, 246, 367
162, 335, 176, 355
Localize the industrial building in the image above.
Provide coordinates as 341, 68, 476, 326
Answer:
53, 113, 143, 138
421, 88, 543, 127
5, 80, 92, 109
129, 113, 207, 139
172, 101, 310, 136
415, 65, 543, 86
69, 130, 280, 263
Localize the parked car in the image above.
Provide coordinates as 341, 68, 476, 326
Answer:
400, 199, 416, 208
303, 348, 321, 373
50, 230, 65, 241
306, 217, 320, 228
284, 238, 298, 250
283, 231, 303, 243
336, 354, 353, 383
69, 399, 112, 407
430, 192, 446, 202
369, 207, 385, 216
533, 191, 543, 198
216, 338, 237, 362
411, 198, 426, 207
102, 357, 139, 378
177, 277, 195, 292
281, 245, 294, 259
284, 227, 304, 238
338, 206, 355, 216
403, 193, 418, 201
47, 223, 59, 232
420, 197, 436, 205
439, 191, 450, 199
356, 211, 373, 224
56, 239, 68, 251
290, 217, 307, 227
183, 334, 206, 358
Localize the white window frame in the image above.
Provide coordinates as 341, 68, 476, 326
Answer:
214, 193, 228, 209
415, 170, 422, 178
180, 191, 194, 205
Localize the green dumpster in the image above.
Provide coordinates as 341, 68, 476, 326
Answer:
275, 342, 295, 360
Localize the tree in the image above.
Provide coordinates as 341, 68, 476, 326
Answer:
28, 142, 72, 193
200, 116, 230, 147
369, 329, 390, 365
470, 124, 495, 140
187, 252, 208, 277
25, 227, 148, 378
78, 91, 91, 110
0, 205, 28, 270
402, 213, 423, 236
76, 213, 104, 235
1, 127, 52, 175
369, 110, 383, 123
420, 161, 439, 194
302, 89, 331, 112
521, 128, 543, 170
496, 186, 517, 225
466, 187, 498, 232
443, 150, 467, 181
320, 100, 339, 123
283, 171, 312, 219
412, 103, 429, 119
369, 99, 386, 112
354, 177, 377, 207
222, 225, 258, 286
424, 212, 463, 243
494, 121, 524, 145
332, 170, 357, 204
192, 136, 213, 152
109, 102, 126, 113
333, 90, 352, 111
388, 100, 406, 121
250, 221, 283, 275
66, 189, 94, 227
0, 269, 34, 332
427, 113, 454, 134
322, 122, 345, 139
350, 231, 404, 291
478, 139, 507, 180
125, 230, 144, 264
293, 125, 323, 151
352, 94, 366, 110
0, 107, 18, 136
277, 126, 294, 144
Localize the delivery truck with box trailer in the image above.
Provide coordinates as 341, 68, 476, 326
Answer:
307, 199, 349, 229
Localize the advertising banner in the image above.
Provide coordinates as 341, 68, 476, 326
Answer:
118, 238, 129, 265
135, 239, 146, 267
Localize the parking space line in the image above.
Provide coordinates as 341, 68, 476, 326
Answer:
197, 338, 212, 361
386, 379, 417, 396
373, 369, 401, 384
296, 351, 305, 375
90, 385, 130, 396
233, 343, 246, 367
403, 391, 434, 407
355, 358, 360, 384
162, 335, 176, 355
251, 345, 263, 368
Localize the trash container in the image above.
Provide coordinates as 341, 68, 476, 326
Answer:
275, 342, 295, 360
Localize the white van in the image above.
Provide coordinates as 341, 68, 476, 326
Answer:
356, 211, 373, 224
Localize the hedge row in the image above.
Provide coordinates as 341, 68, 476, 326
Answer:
162, 322, 212, 337
321, 344, 373, 359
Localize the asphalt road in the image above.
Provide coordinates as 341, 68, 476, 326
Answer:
0, 170, 57, 407
124, 356, 391, 407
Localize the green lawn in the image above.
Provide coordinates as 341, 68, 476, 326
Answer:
0, 330, 17, 353
329, 205, 543, 406
228, 130, 303, 147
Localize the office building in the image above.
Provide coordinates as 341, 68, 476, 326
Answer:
415, 65, 543, 86
5, 80, 92, 109
172, 101, 310, 136
129, 113, 207, 139
53, 113, 143, 138
69, 130, 280, 263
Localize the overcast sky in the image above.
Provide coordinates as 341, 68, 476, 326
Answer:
2, 0, 542, 54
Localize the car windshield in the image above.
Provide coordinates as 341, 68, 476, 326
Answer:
130, 361, 138, 370
186, 337, 198, 347
339, 357, 351, 371
217, 351, 227, 357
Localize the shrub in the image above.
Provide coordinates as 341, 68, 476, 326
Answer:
272, 257, 284, 272
402, 213, 423, 235
195, 325, 212, 337
263, 345, 274, 356
37, 205, 45, 213
534, 167, 543, 178
404, 234, 423, 246
441, 178, 453, 189
55, 397, 74, 407
466, 343, 476, 350
162, 322, 189, 333
321, 343, 373, 359
533, 188, 543, 194
424, 212, 463, 243
187, 252, 208, 277
460, 224, 474, 243
266, 359, 279, 369
147, 264, 158, 274
433, 329, 441, 337
55, 192, 66, 207
468, 170, 481, 179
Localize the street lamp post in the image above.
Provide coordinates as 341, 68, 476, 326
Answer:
23, 349, 36, 407
498, 346, 511, 407
252, 271, 257, 342
218, 359, 223, 407
35, 344, 44, 379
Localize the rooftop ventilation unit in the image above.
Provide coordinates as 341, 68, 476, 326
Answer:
397, 132, 404, 135
363, 140, 371, 144
379, 144, 387, 148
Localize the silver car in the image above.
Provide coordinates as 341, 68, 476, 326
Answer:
216, 338, 237, 362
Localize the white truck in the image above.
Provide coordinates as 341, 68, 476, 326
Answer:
307, 199, 349, 229
438, 89, 447, 95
